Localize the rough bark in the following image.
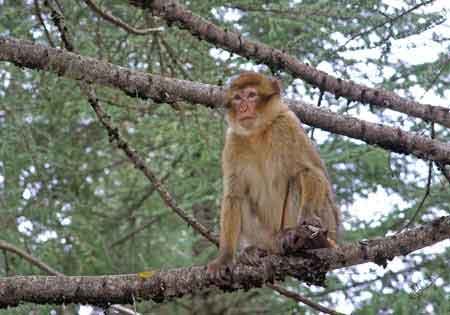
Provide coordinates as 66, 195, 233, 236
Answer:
0, 216, 448, 308
1, 36, 450, 164
129, 0, 450, 129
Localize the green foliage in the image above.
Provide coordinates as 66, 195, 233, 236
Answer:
0, 0, 449, 314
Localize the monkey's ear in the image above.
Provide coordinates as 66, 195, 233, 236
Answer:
270, 78, 282, 96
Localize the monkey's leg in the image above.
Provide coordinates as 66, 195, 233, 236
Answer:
276, 225, 331, 255
277, 170, 335, 254
277, 172, 328, 255
238, 246, 269, 266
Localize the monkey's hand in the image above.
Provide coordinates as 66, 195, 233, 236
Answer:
298, 217, 338, 249
277, 220, 334, 255
207, 254, 234, 283
238, 246, 268, 266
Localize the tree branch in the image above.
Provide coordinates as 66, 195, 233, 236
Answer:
0, 216, 448, 308
1, 36, 449, 165
33, 0, 56, 48
0, 240, 140, 315
0, 240, 63, 276
336, 0, 435, 51
268, 283, 345, 315
82, 84, 219, 246
83, 0, 163, 35
128, 0, 450, 129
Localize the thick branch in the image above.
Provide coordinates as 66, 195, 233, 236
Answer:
0, 240, 140, 315
129, 0, 450, 129
0, 216, 448, 308
1, 36, 450, 164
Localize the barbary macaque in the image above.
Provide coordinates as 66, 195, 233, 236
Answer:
207, 72, 340, 274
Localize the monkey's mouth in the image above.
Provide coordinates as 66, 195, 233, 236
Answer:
238, 116, 256, 122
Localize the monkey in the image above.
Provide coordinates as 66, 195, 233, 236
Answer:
207, 72, 340, 274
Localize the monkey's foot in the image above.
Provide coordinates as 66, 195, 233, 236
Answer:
207, 255, 234, 285
277, 222, 333, 255
299, 218, 338, 248
298, 216, 324, 229
238, 246, 269, 266
327, 238, 338, 248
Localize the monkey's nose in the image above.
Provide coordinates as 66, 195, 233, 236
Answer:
239, 103, 249, 112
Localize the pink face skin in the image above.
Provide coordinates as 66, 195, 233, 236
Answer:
230, 86, 260, 128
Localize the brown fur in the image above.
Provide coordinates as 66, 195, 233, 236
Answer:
208, 72, 341, 272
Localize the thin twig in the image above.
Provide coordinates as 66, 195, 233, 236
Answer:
402, 161, 433, 230
267, 283, 346, 315
401, 123, 435, 231
419, 55, 450, 100
417, 55, 450, 184
336, 0, 435, 51
83, 0, 163, 35
43, 0, 73, 48
33, 0, 56, 47
158, 35, 193, 80
111, 154, 181, 221
43, 0, 74, 51
0, 240, 63, 276
311, 258, 435, 298
110, 213, 167, 248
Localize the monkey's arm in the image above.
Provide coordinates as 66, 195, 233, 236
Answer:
276, 113, 339, 250
284, 113, 337, 230
297, 164, 329, 222
217, 195, 242, 260
207, 168, 244, 272
276, 168, 338, 254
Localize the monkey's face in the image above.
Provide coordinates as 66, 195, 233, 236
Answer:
227, 86, 263, 132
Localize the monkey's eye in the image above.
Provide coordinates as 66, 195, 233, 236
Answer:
233, 95, 242, 101
248, 91, 257, 98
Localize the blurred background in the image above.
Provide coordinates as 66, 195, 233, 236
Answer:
0, 0, 449, 314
